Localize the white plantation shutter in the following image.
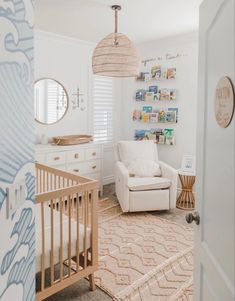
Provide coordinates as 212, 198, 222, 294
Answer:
47, 81, 66, 124
93, 76, 114, 142
47, 81, 59, 123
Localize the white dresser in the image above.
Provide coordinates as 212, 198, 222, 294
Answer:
35, 142, 103, 194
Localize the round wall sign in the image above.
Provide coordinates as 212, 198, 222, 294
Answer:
215, 76, 234, 128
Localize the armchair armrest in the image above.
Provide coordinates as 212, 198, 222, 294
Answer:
115, 161, 130, 212
116, 161, 129, 181
159, 161, 178, 209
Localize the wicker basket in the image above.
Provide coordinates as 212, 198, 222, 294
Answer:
53, 135, 93, 146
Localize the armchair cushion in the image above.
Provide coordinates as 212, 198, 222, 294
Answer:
128, 177, 171, 191
117, 140, 158, 166
128, 159, 161, 177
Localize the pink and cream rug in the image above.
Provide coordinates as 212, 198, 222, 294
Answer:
96, 198, 194, 301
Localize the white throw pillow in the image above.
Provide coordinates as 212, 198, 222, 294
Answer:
128, 159, 162, 177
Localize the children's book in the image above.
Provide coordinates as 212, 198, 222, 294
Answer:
136, 72, 148, 81
134, 130, 150, 140
145, 92, 155, 102
136, 89, 146, 101
161, 68, 168, 80
149, 86, 158, 94
144, 72, 151, 82
159, 110, 166, 123
168, 108, 179, 122
155, 90, 161, 101
143, 106, 152, 113
170, 89, 177, 100
132, 110, 141, 121
151, 65, 161, 79
167, 68, 176, 79
149, 113, 158, 123
158, 135, 165, 144
164, 129, 175, 145
160, 88, 170, 100
148, 132, 157, 140
165, 136, 175, 145
155, 129, 163, 143
166, 111, 177, 123
141, 112, 150, 123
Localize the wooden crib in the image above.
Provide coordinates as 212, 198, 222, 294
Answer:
35, 163, 98, 301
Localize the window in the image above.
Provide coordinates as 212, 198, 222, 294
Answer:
92, 76, 114, 142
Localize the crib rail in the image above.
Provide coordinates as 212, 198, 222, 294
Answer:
35, 163, 98, 301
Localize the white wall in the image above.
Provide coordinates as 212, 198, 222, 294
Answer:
120, 32, 198, 169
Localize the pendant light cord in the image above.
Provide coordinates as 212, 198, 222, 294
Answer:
112, 5, 121, 46
115, 8, 118, 33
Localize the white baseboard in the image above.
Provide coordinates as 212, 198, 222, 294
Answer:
103, 175, 114, 185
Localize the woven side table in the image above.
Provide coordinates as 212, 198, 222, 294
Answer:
177, 171, 196, 210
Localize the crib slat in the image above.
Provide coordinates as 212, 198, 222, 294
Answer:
59, 197, 63, 281
43, 170, 45, 193
50, 199, 54, 286
76, 193, 80, 272
84, 191, 88, 268
46, 171, 49, 193
91, 189, 98, 267
39, 170, 42, 194
54, 175, 57, 191
68, 194, 72, 276
41, 203, 45, 290
71, 192, 74, 219
36, 167, 38, 194
50, 172, 52, 192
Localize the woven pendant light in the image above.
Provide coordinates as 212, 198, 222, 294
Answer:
92, 5, 140, 77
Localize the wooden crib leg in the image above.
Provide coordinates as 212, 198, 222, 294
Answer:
89, 274, 96, 291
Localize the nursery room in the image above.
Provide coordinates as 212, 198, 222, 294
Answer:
0, 0, 234, 301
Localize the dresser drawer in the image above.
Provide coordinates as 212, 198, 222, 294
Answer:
67, 160, 101, 175
85, 148, 101, 160
46, 152, 66, 165
67, 149, 85, 163
85, 160, 101, 173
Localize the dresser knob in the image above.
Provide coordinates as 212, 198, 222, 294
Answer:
74, 153, 79, 159
73, 169, 79, 173
92, 165, 96, 169
54, 156, 60, 161
92, 152, 96, 156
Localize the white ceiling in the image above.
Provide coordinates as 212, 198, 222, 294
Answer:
35, 0, 203, 44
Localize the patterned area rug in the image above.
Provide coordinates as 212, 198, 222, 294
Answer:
96, 198, 194, 301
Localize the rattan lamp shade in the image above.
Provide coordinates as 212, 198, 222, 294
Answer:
92, 5, 140, 77
92, 33, 140, 77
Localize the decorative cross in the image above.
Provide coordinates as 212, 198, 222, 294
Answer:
71, 87, 84, 109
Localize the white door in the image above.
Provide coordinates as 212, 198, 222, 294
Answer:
193, 0, 235, 300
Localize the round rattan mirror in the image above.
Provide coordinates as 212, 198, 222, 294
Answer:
34, 78, 69, 125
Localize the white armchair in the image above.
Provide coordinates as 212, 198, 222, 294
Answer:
115, 140, 178, 212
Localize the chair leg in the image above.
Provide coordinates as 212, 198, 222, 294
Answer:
89, 273, 96, 291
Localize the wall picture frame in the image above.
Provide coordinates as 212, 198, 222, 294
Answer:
214, 76, 235, 128
181, 155, 196, 174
